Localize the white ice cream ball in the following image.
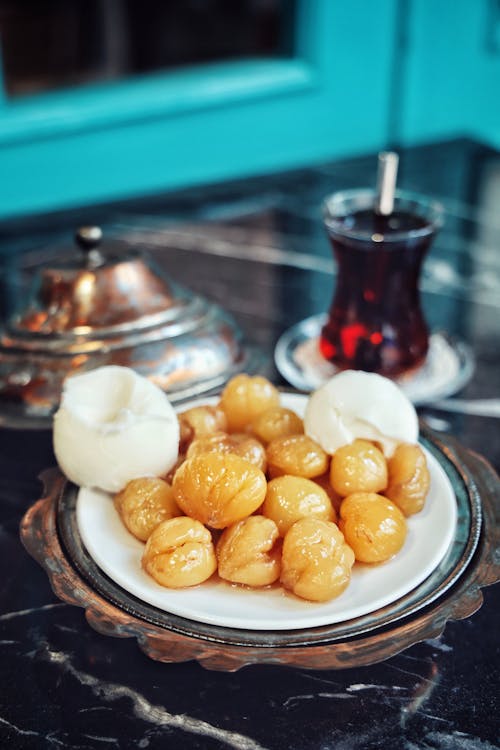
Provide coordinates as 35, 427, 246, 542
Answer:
53, 366, 180, 492
304, 370, 418, 457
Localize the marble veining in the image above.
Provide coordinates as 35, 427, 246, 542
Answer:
0, 602, 67, 622
36, 642, 270, 750
404, 732, 500, 750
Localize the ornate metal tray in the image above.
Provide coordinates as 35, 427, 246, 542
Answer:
20, 426, 499, 672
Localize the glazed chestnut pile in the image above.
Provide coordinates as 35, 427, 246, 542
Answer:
114, 374, 430, 603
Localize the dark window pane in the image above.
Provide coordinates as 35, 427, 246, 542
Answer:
0, 0, 296, 98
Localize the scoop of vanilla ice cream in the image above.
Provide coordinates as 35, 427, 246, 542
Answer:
53, 366, 179, 492
304, 370, 418, 457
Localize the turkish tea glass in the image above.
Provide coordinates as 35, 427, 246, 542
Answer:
320, 189, 444, 379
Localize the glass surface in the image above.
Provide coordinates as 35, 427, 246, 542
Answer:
320, 189, 444, 378
0, 0, 294, 98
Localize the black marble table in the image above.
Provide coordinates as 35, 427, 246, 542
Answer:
1, 138, 499, 749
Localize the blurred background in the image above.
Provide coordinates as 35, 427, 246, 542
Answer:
0, 0, 499, 221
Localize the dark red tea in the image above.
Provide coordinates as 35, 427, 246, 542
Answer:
320, 208, 435, 378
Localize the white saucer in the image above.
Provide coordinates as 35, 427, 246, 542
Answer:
76, 393, 458, 632
274, 314, 475, 405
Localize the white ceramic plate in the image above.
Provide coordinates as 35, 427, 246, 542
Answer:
77, 393, 457, 631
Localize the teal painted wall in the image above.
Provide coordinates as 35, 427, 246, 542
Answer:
400, 0, 500, 147
0, 0, 397, 219
0, 0, 498, 220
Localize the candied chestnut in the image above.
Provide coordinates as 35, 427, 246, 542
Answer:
281, 518, 355, 602
330, 439, 388, 497
178, 404, 228, 452
114, 477, 181, 541
172, 452, 267, 529
142, 516, 217, 588
267, 434, 329, 479
386, 443, 430, 516
187, 431, 267, 472
263, 475, 336, 536
216, 515, 281, 586
220, 374, 280, 432
339, 492, 407, 563
251, 406, 303, 445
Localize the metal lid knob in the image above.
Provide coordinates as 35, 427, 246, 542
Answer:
75, 226, 105, 267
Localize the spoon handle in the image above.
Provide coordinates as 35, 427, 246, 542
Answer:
424, 399, 500, 418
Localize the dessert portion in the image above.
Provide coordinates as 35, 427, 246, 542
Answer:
281, 518, 355, 603
385, 443, 430, 515
53, 366, 179, 493
114, 477, 180, 542
216, 515, 281, 587
339, 493, 407, 563
172, 452, 267, 529
304, 369, 419, 457
263, 475, 336, 536
142, 517, 217, 589
55, 367, 432, 605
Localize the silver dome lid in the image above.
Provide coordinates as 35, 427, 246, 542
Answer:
0, 226, 260, 428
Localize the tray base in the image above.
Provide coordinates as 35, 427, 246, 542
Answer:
20, 426, 499, 671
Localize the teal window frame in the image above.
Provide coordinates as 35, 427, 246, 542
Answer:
0, 0, 395, 220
